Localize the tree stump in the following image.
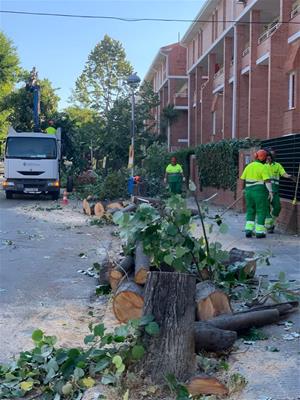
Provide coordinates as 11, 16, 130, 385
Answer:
141, 271, 196, 383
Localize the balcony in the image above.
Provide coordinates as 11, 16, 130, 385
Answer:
213, 67, 224, 91
291, 4, 300, 19
174, 92, 188, 108
258, 19, 280, 44
242, 47, 250, 57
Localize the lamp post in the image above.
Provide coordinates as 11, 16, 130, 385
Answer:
127, 73, 141, 177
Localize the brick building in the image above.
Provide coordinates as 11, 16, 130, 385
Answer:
144, 0, 300, 232
144, 43, 189, 151
181, 0, 300, 146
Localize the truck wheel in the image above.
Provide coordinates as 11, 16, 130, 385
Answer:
5, 191, 13, 199
51, 191, 60, 200
66, 175, 74, 193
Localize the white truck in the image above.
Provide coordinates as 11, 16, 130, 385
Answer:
2, 127, 61, 200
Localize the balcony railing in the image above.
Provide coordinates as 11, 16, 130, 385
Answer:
291, 4, 300, 18
242, 47, 250, 57
174, 92, 188, 107
258, 19, 280, 44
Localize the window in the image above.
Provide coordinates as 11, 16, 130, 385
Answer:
212, 111, 216, 135
288, 72, 296, 109
6, 137, 57, 160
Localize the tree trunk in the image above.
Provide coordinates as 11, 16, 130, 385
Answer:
109, 256, 134, 291
243, 301, 298, 316
195, 281, 232, 321
194, 322, 237, 352
112, 278, 144, 323
186, 375, 228, 396
141, 271, 196, 383
106, 201, 123, 210
207, 309, 280, 332
134, 242, 150, 284
133, 196, 162, 206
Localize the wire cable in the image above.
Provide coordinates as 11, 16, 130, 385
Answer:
1, 10, 300, 24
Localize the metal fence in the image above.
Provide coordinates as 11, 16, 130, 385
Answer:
261, 134, 300, 201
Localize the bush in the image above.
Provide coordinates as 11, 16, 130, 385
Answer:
195, 139, 260, 191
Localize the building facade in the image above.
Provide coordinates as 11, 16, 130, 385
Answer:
181, 0, 300, 146
144, 43, 189, 151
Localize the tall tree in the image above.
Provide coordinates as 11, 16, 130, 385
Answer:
3, 72, 60, 132
72, 35, 133, 114
0, 32, 20, 141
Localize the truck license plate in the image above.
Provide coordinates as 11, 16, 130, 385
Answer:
24, 188, 40, 193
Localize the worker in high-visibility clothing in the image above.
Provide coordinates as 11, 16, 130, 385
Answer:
45, 120, 56, 134
164, 156, 184, 194
264, 148, 295, 233
240, 149, 272, 238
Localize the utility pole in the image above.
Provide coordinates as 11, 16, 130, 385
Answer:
127, 73, 141, 177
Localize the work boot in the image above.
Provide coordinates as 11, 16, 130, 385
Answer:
245, 230, 253, 238
267, 226, 275, 234
256, 233, 266, 239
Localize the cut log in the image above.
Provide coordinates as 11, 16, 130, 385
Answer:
207, 309, 280, 332
134, 242, 151, 284
187, 375, 228, 397
133, 196, 162, 206
141, 272, 196, 383
94, 202, 105, 218
194, 322, 237, 352
243, 301, 299, 316
112, 279, 144, 323
122, 203, 137, 213
82, 199, 105, 217
196, 281, 232, 321
98, 257, 114, 286
109, 256, 134, 291
83, 198, 92, 216
106, 201, 123, 210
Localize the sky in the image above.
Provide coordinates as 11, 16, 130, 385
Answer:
1, 0, 204, 109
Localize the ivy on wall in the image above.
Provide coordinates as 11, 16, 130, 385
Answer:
195, 139, 260, 191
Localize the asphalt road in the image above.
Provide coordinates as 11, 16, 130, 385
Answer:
0, 191, 115, 363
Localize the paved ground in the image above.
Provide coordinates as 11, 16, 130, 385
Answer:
190, 200, 300, 400
0, 192, 118, 364
0, 193, 299, 400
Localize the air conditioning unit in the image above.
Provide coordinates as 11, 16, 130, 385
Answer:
236, 0, 247, 4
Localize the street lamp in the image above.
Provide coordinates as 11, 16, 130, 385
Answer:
127, 73, 141, 177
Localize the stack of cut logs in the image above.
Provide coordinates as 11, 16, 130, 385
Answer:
101, 244, 298, 350
82, 197, 136, 217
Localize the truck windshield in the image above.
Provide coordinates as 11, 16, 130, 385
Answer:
5, 137, 57, 160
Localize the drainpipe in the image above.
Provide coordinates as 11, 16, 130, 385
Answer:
232, 24, 238, 139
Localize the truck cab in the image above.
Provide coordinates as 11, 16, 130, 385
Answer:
3, 127, 61, 200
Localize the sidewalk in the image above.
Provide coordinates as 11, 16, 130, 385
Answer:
189, 198, 300, 400
188, 198, 299, 281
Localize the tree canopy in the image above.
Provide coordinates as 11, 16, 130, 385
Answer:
72, 35, 133, 114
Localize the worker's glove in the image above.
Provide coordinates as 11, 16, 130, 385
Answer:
183, 177, 186, 182
163, 178, 167, 184
268, 191, 274, 202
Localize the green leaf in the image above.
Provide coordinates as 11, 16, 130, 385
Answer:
145, 322, 159, 336
94, 323, 105, 337
101, 374, 116, 385
31, 329, 43, 342
163, 254, 174, 266
278, 271, 286, 282
73, 367, 85, 381
219, 223, 229, 234
94, 359, 110, 372
114, 325, 129, 337
112, 355, 123, 369
44, 367, 56, 384
20, 381, 34, 392
84, 334, 95, 344
82, 377, 95, 388
175, 246, 189, 258
123, 389, 129, 400
131, 345, 145, 360
138, 314, 154, 326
